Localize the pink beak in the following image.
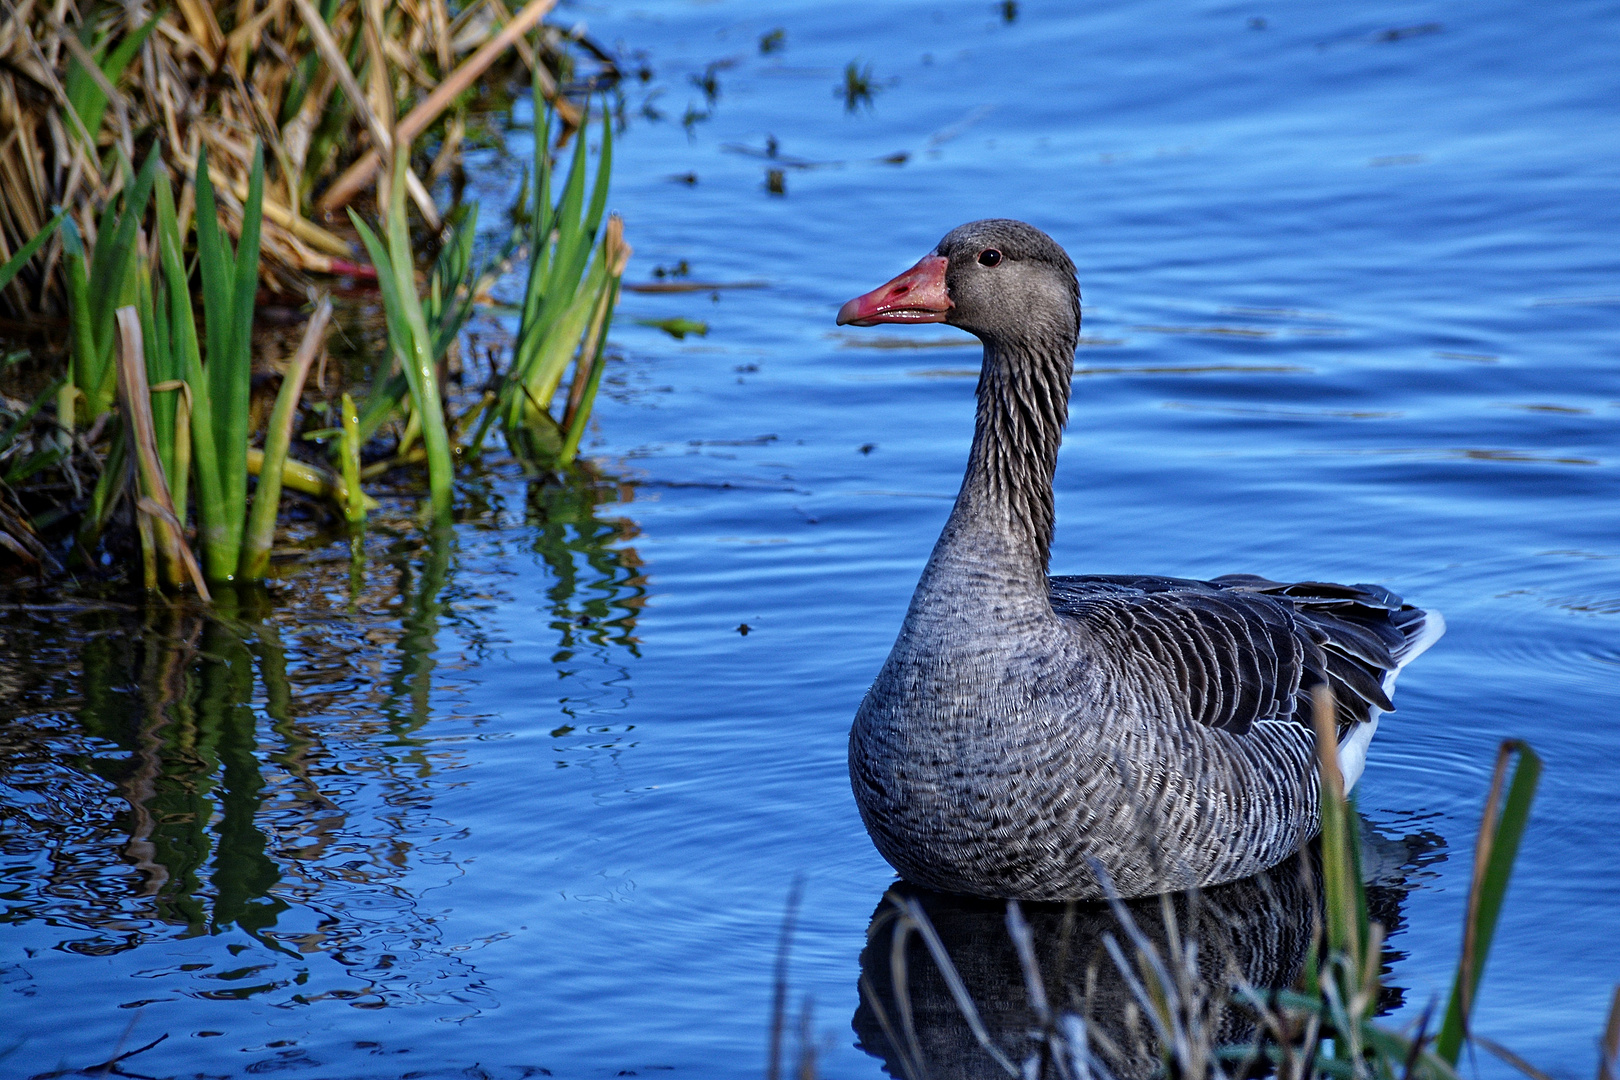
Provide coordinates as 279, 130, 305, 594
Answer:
836, 256, 953, 326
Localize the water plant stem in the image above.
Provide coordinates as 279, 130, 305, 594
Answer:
340, 393, 366, 525
192, 144, 266, 581
1436, 739, 1543, 1063
239, 297, 332, 581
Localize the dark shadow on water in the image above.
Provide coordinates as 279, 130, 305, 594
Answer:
853, 820, 1443, 1080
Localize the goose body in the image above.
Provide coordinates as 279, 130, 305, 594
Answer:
839, 220, 1442, 901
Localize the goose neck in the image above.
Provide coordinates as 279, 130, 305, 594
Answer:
926, 335, 1073, 607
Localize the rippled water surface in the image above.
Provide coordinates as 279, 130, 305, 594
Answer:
4, 0, 1618, 1076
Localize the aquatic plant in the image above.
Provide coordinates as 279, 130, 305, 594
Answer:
0, 0, 634, 590
488, 89, 631, 470
50, 142, 374, 588
190, 146, 268, 581
3, 76, 632, 587
349, 148, 460, 522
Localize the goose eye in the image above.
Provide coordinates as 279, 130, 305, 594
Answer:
977, 249, 1003, 267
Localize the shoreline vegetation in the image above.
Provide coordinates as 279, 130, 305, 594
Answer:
0, 0, 628, 590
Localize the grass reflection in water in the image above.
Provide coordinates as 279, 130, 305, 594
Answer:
0, 467, 645, 1010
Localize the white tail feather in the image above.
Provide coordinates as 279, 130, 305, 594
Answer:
1340, 608, 1445, 790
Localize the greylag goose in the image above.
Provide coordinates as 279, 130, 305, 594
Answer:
837, 219, 1443, 901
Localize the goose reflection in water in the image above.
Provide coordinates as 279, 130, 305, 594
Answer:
853, 824, 1441, 1080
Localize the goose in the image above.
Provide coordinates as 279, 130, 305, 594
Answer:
838, 219, 1443, 901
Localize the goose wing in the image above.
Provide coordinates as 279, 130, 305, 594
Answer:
1048, 573, 1432, 737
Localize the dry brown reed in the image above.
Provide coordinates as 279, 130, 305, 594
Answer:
0, 0, 610, 318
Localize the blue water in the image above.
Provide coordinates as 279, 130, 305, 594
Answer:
4, 0, 1619, 1075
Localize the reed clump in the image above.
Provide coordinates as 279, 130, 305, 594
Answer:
0, 0, 615, 317
0, 80, 629, 590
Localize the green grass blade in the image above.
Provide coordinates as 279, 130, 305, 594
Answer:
195, 145, 236, 368
347, 211, 427, 452
62, 222, 97, 428
136, 263, 182, 506
84, 149, 163, 418
428, 205, 480, 359
560, 219, 628, 463
581, 101, 613, 241
510, 101, 557, 426
521, 276, 599, 412
542, 112, 594, 305
155, 172, 201, 522
1312, 686, 1370, 1028
558, 317, 609, 465
1437, 740, 1542, 1063
0, 210, 64, 293
241, 298, 331, 581
345, 213, 417, 447
78, 419, 126, 551
528, 90, 554, 303
347, 211, 408, 359
100, 148, 163, 308
383, 149, 453, 519
62, 22, 106, 144
85, 198, 121, 314
213, 143, 265, 563
192, 146, 247, 580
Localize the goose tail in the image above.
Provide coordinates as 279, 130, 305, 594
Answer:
1341, 606, 1444, 790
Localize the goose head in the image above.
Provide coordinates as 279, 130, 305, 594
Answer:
836, 219, 1080, 350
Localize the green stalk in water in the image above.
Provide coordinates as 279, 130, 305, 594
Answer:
493, 91, 627, 469
340, 392, 365, 526
347, 145, 454, 521
560, 218, 630, 464
62, 151, 163, 427
192, 143, 265, 581
1435, 740, 1542, 1063
239, 297, 332, 581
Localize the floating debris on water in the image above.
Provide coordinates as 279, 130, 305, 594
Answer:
841, 61, 879, 112
636, 318, 709, 340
